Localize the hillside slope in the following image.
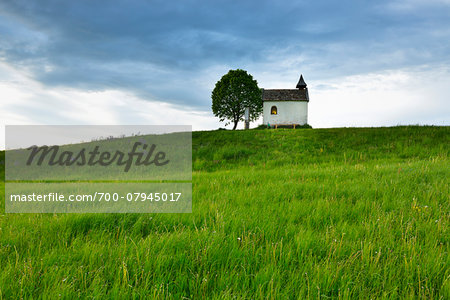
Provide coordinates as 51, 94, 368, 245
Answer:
193, 126, 449, 171
0, 126, 449, 298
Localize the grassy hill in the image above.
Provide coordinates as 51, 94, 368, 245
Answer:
0, 126, 449, 298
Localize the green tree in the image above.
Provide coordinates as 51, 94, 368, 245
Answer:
212, 69, 263, 130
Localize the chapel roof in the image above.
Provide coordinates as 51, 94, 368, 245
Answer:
262, 89, 309, 101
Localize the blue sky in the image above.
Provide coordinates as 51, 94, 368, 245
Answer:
0, 0, 449, 146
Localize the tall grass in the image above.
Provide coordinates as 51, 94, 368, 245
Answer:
0, 126, 449, 299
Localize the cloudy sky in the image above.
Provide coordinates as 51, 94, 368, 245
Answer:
1, 0, 449, 147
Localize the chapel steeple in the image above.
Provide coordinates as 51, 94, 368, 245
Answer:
296, 74, 307, 89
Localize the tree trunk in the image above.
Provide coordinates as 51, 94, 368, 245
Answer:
232, 120, 238, 130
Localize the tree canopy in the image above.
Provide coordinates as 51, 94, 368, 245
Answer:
211, 69, 262, 130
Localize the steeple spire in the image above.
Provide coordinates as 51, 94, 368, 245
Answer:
296, 74, 307, 89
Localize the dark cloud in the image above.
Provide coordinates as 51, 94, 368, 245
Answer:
1, 0, 449, 109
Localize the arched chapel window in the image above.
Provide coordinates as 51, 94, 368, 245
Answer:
271, 106, 277, 115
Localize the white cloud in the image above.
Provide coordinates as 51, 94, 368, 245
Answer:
385, 0, 450, 12
0, 62, 222, 149
309, 67, 450, 127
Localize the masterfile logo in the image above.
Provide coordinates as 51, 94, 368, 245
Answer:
5, 125, 192, 213
26, 142, 170, 172
6, 125, 192, 181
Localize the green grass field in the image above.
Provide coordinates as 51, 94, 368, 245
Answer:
0, 126, 449, 299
